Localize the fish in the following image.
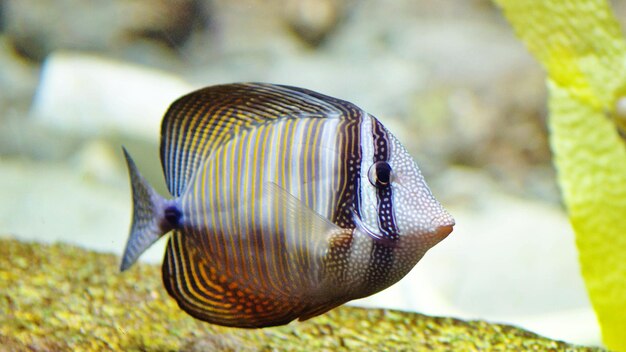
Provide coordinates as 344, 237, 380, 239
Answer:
120, 82, 454, 328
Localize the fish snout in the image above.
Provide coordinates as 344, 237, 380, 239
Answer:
433, 224, 454, 241
429, 213, 455, 242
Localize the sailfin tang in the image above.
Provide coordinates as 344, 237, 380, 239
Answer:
120, 147, 174, 272
160, 83, 343, 196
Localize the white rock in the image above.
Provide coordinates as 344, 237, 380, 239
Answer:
0, 158, 166, 265
31, 52, 194, 141
71, 139, 123, 186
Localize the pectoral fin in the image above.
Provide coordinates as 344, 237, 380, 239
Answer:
263, 182, 343, 265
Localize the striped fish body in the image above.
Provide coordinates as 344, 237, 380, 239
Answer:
121, 83, 454, 328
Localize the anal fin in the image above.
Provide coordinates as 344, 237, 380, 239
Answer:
162, 231, 307, 328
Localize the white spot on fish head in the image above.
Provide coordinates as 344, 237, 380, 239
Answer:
386, 131, 454, 247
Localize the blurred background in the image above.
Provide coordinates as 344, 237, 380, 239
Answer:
1, 0, 618, 346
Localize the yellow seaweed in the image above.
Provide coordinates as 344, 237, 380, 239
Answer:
493, 0, 626, 349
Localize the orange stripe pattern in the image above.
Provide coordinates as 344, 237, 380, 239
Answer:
160, 83, 366, 327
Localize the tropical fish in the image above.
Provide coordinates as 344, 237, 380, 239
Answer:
120, 83, 454, 328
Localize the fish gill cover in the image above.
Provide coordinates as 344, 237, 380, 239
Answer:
493, 0, 626, 349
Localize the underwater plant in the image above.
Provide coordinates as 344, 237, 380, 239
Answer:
494, 0, 626, 349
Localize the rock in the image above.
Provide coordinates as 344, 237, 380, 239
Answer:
187, 0, 553, 199
2, 0, 207, 61
0, 238, 604, 351
0, 35, 38, 111
0, 155, 166, 265
281, 0, 354, 47
71, 139, 124, 186
30, 52, 194, 141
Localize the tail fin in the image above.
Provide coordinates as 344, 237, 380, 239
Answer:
120, 147, 175, 272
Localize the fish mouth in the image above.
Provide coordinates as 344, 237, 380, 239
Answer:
433, 224, 454, 240
430, 214, 455, 241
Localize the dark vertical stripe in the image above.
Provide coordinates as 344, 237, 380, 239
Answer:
371, 117, 398, 239
365, 117, 398, 289
330, 102, 363, 228
324, 102, 364, 283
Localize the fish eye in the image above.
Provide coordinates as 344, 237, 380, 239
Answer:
368, 161, 392, 188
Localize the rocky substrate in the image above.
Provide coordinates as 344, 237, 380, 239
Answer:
0, 237, 601, 351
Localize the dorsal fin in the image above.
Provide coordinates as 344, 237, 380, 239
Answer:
160, 83, 352, 196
